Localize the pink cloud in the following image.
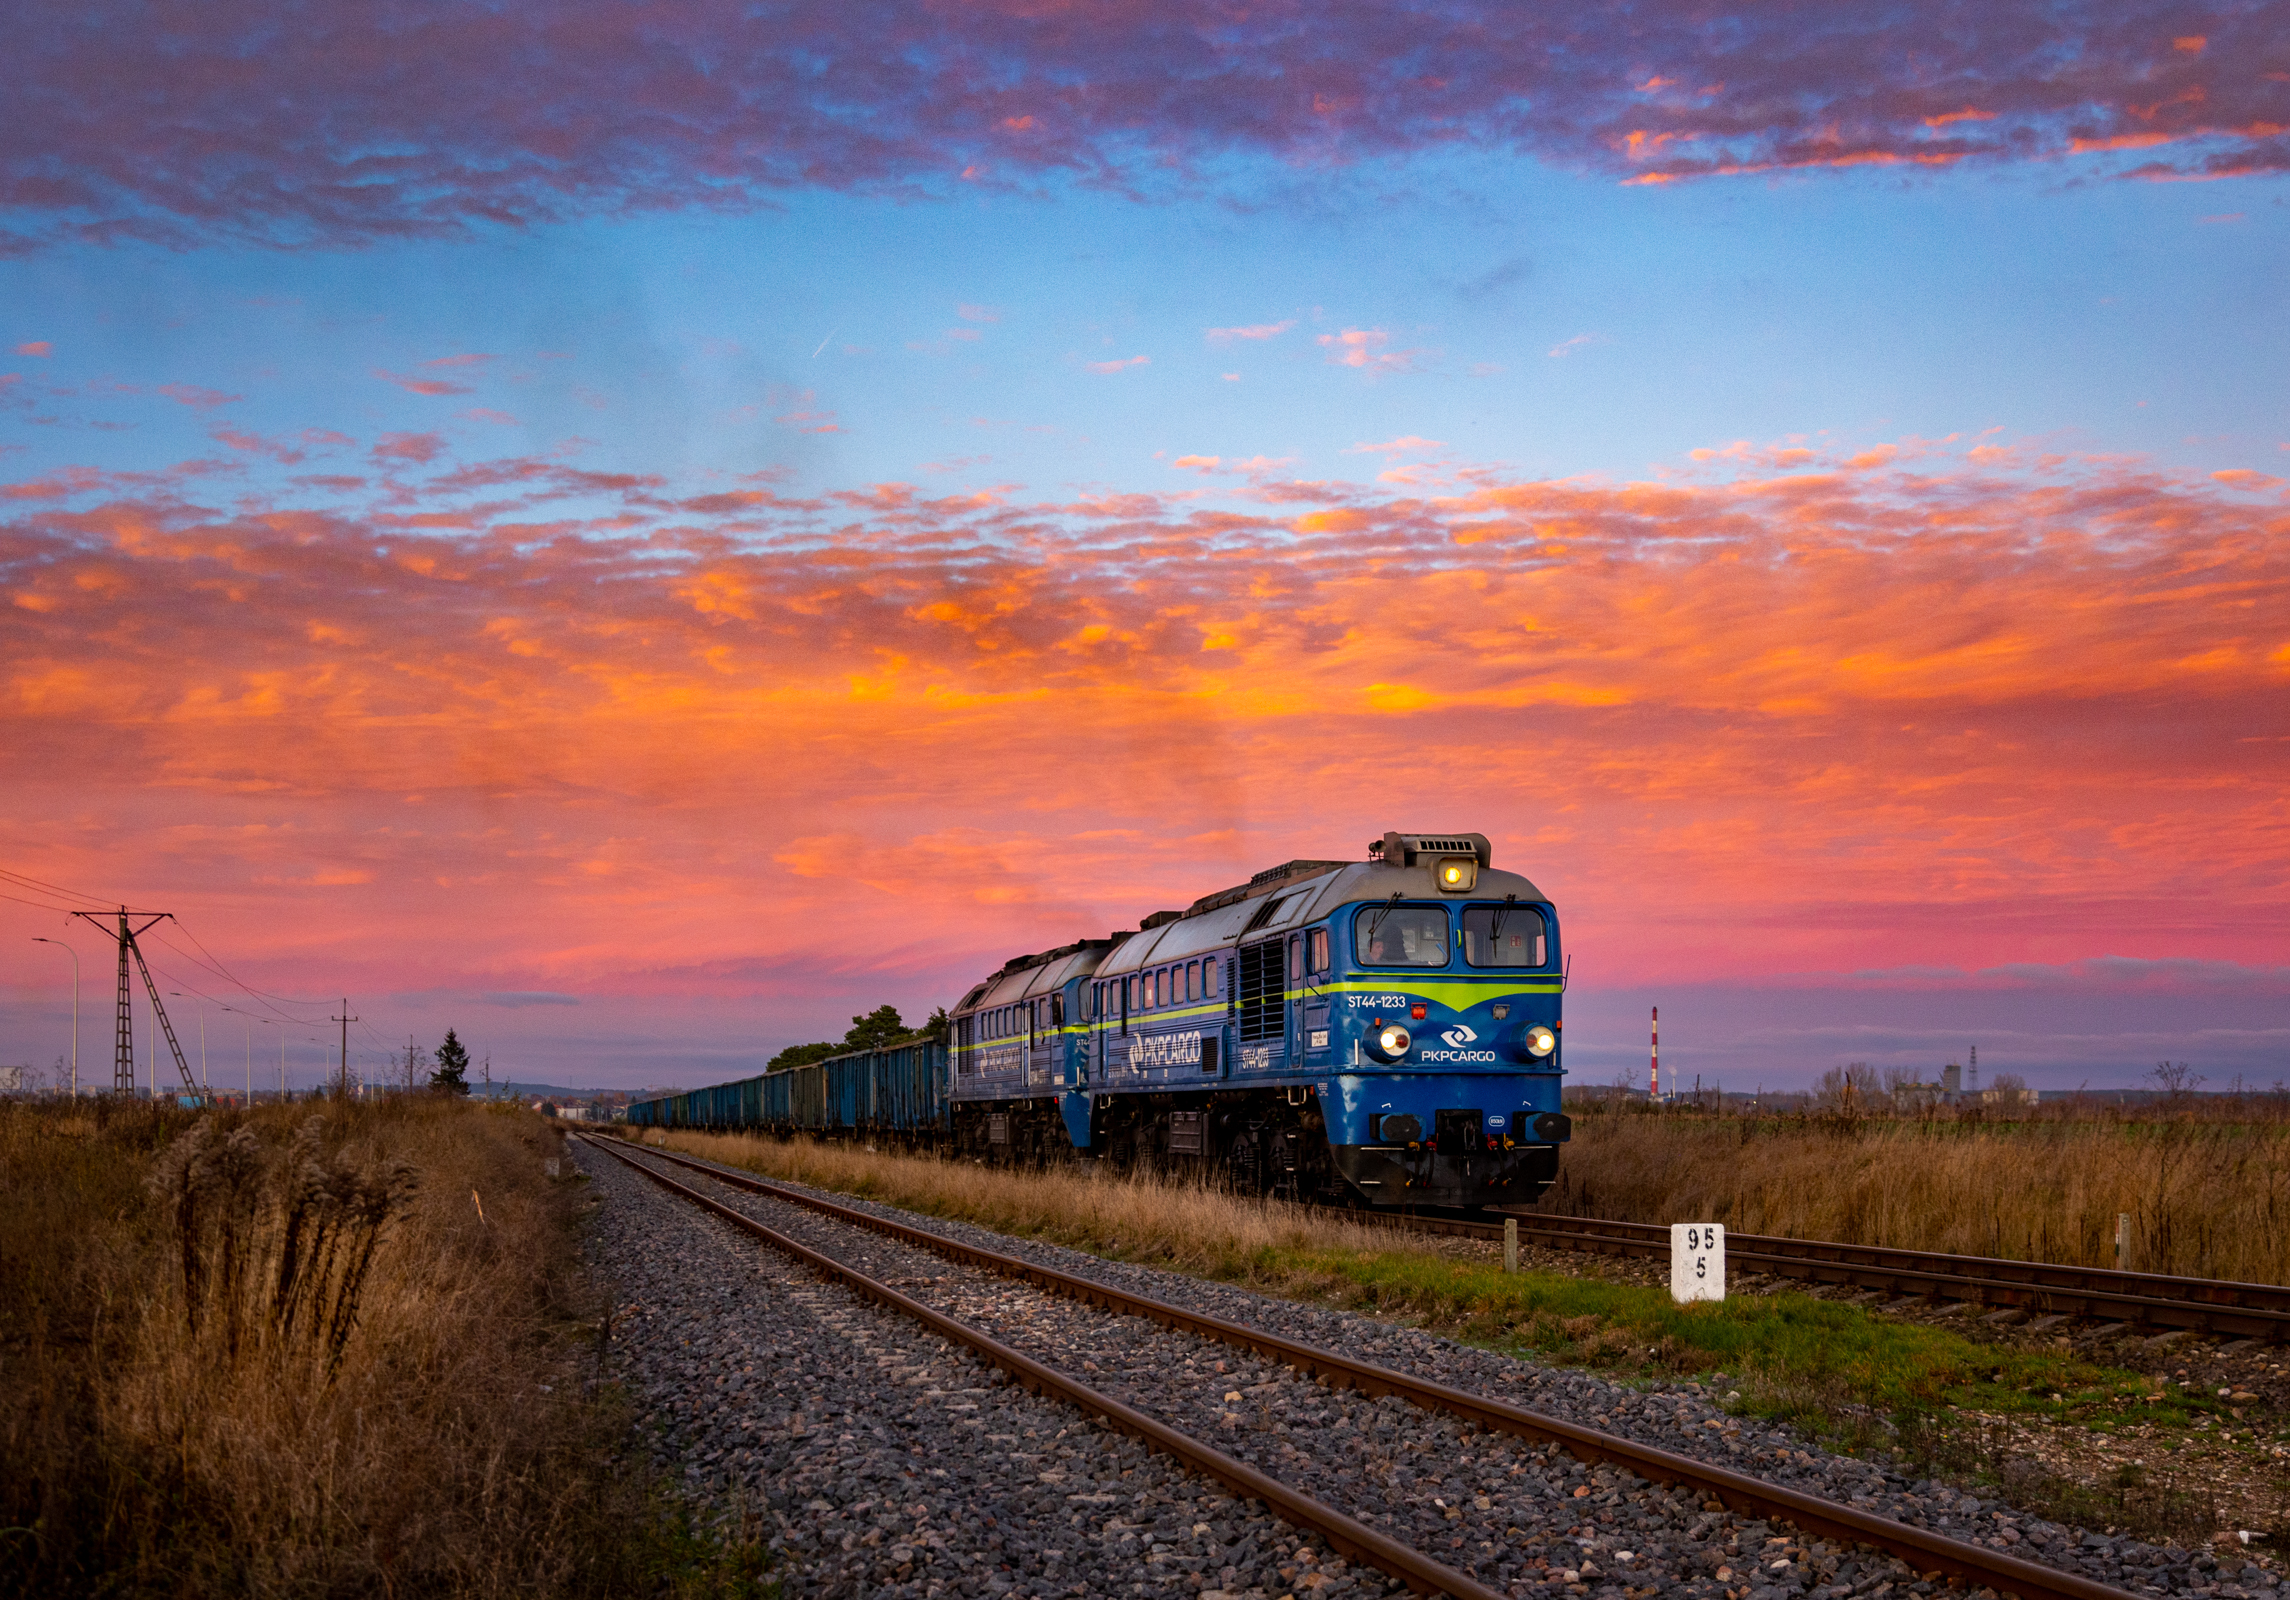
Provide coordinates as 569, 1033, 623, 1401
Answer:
15, 341, 51, 357
213, 425, 305, 463
375, 368, 473, 397
8, 3, 2285, 248
1205, 320, 1295, 344
371, 431, 445, 464
1317, 329, 1418, 373
1085, 355, 1150, 374
156, 383, 241, 410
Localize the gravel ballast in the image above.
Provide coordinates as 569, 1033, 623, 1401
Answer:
608, 1140, 2278, 1600
577, 1141, 1411, 1600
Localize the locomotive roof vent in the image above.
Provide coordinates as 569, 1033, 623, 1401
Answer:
1184, 859, 1349, 918
1139, 909, 1185, 930
1371, 831, 1493, 868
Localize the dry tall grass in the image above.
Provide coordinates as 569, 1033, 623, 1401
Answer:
648, 1128, 1393, 1276
0, 1096, 720, 1599
1539, 1111, 2290, 1283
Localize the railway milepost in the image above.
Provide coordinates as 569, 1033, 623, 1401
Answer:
1671, 1222, 1726, 1303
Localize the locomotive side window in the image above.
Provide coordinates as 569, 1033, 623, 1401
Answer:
1052, 993, 1065, 1027
1207, 960, 1220, 998
1185, 961, 1197, 1002
1308, 927, 1330, 974
1355, 906, 1451, 967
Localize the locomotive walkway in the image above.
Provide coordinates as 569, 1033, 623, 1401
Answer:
584, 1135, 2186, 1600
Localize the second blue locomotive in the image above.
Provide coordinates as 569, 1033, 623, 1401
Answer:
628, 829, 1570, 1207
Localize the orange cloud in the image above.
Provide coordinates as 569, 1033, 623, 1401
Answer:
3, 438, 2285, 1069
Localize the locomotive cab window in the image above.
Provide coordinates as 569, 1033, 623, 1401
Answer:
1354, 905, 1451, 967
1462, 904, 1547, 967
1307, 927, 1330, 974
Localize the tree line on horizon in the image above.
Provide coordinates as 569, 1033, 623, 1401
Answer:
764, 1005, 949, 1072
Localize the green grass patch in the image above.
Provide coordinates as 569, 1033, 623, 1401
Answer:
1263, 1245, 2214, 1443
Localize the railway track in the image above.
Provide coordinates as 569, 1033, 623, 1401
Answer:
1402, 1213, 2290, 1345
589, 1135, 2154, 1600
587, 1134, 1500, 1598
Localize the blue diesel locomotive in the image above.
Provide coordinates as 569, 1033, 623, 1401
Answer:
626, 829, 1570, 1207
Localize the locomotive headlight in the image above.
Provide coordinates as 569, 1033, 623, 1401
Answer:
1369, 1022, 1413, 1061
1435, 857, 1478, 892
1523, 1024, 1557, 1058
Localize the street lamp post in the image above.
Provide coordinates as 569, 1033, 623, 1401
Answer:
223, 1005, 256, 1104
171, 993, 209, 1102
30, 937, 78, 1098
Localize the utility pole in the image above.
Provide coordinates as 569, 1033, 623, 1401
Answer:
71, 907, 197, 1098
332, 1001, 357, 1099
31, 937, 78, 1098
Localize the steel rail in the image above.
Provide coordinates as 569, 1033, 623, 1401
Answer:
578, 1136, 1501, 1600
604, 1136, 2138, 1600
1431, 1214, 2290, 1342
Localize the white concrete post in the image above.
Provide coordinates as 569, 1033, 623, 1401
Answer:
1504, 1216, 1518, 1274
1670, 1223, 1726, 1303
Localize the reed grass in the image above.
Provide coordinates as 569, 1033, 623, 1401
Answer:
0, 1096, 761, 1599
1538, 1110, 2290, 1283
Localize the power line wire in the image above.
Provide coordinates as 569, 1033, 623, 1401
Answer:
0, 865, 119, 909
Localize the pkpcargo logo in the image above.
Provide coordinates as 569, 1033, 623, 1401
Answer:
1418, 1022, 1497, 1064
1128, 1031, 1202, 1070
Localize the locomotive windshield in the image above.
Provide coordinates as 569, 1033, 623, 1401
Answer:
1460, 904, 1548, 968
1355, 906, 1450, 967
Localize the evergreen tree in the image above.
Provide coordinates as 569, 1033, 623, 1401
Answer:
841, 1005, 907, 1051
765, 1039, 837, 1072
428, 1029, 471, 1095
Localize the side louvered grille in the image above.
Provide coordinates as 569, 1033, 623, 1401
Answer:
1237, 939, 1286, 1043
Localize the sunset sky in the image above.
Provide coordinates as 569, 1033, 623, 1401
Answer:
4, 1, 2286, 1092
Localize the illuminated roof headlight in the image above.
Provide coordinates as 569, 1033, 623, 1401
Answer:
1370, 1023, 1413, 1062
1523, 1025, 1557, 1059
1435, 858, 1478, 892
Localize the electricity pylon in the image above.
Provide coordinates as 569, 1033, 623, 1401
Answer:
71, 907, 199, 1099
